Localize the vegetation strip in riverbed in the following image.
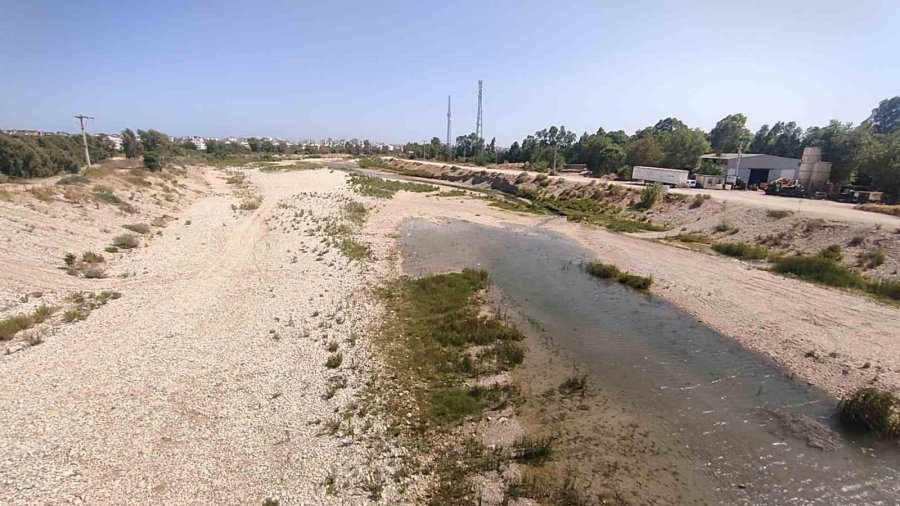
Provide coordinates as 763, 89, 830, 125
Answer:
374, 269, 538, 503
585, 261, 653, 290
347, 173, 437, 199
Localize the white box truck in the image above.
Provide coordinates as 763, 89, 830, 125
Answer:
632, 166, 689, 186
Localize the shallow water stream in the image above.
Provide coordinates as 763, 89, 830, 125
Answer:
400, 217, 900, 505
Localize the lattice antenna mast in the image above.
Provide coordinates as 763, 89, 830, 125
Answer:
446, 95, 452, 160
475, 80, 483, 146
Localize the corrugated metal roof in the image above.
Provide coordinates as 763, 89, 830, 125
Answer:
700, 153, 764, 160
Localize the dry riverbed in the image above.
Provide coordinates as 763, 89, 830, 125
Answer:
1, 162, 898, 504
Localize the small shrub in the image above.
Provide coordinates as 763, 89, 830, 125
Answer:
857, 249, 885, 269
428, 387, 480, 424
819, 244, 843, 262
0, 305, 53, 340
867, 278, 900, 301
343, 201, 367, 225
585, 261, 652, 290
772, 255, 864, 288
326, 341, 339, 353
105, 246, 118, 253
766, 209, 792, 219
515, 172, 530, 184
81, 267, 107, 279
848, 235, 865, 247
29, 187, 54, 202
122, 223, 151, 234
81, 251, 105, 264
689, 193, 710, 209
325, 353, 343, 369
0, 314, 33, 340
239, 196, 262, 210
713, 219, 738, 234
513, 436, 554, 463
63, 252, 77, 267
490, 341, 525, 368
711, 242, 768, 260
338, 238, 370, 260
670, 232, 712, 244
559, 374, 588, 394
93, 187, 122, 204
636, 182, 662, 210
586, 261, 622, 280
56, 174, 90, 185
838, 388, 900, 436
112, 233, 140, 249
31, 305, 52, 324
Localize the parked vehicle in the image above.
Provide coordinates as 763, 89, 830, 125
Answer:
828, 185, 883, 204
765, 178, 807, 198
632, 166, 689, 186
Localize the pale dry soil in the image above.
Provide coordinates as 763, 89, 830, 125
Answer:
0, 168, 401, 505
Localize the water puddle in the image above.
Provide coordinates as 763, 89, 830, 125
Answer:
400, 217, 900, 504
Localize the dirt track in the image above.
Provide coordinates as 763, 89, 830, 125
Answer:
404, 158, 900, 229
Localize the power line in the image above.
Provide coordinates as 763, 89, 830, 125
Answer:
74, 114, 94, 170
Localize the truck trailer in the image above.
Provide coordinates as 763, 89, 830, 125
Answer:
632, 166, 690, 186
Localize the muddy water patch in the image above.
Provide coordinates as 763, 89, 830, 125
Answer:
400, 217, 900, 504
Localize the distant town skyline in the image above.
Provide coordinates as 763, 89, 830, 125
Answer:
2, 1, 897, 145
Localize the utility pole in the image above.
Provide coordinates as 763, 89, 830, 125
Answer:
475, 80, 483, 151
446, 95, 452, 161
74, 114, 94, 170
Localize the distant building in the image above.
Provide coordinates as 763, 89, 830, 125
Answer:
102, 133, 123, 150
189, 136, 206, 151
700, 153, 800, 186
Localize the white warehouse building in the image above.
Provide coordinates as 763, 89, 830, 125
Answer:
700, 153, 800, 186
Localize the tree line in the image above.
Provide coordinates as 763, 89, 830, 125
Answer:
412, 96, 898, 200
0, 132, 116, 178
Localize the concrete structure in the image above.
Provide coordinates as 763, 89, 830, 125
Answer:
696, 174, 725, 188
700, 153, 800, 186
796, 147, 832, 191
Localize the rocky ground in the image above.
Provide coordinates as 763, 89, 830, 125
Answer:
1, 159, 898, 504
0, 165, 411, 504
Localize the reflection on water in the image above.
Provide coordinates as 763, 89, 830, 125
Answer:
400, 217, 900, 505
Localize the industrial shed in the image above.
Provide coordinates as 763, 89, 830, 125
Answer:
700, 153, 800, 186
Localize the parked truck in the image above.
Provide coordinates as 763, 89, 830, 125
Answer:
632, 166, 689, 186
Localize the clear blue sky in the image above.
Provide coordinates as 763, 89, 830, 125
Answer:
2, 0, 897, 145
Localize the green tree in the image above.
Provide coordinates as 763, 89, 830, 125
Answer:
137, 129, 172, 153
652, 117, 688, 134
625, 134, 665, 167
750, 121, 803, 157
582, 135, 625, 175
696, 160, 724, 175
662, 129, 711, 169
803, 121, 871, 184
121, 128, 141, 159
710, 113, 751, 153
143, 151, 162, 171
856, 132, 900, 200
869, 96, 900, 135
